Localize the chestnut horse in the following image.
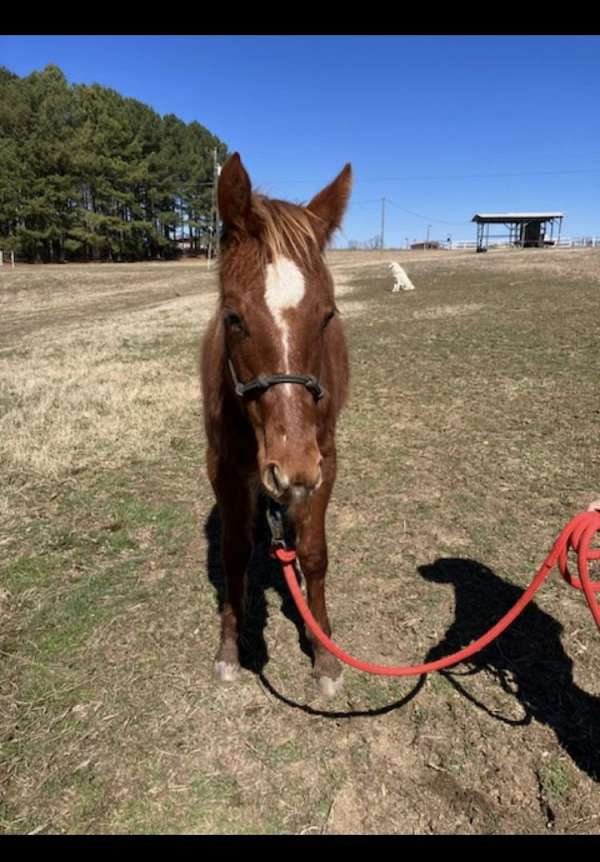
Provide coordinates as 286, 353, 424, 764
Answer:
201, 153, 352, 695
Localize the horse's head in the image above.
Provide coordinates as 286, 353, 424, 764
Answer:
216, 153, 352, 505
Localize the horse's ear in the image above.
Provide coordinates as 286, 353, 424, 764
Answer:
306, 164, 352, 247
218, 153, 253, 231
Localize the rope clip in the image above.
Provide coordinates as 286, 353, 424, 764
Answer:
265, 506, 287, 550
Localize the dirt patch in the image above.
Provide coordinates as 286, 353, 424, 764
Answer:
325, 782, 364, 834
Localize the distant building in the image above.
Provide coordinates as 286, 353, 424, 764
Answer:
410, 240, 441, 250
175, 237, 209, 257
472, 213, 564, 252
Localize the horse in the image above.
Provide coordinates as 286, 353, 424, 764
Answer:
201, 153, 352, 695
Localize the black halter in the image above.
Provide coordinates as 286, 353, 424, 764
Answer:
227, 357, 326, 402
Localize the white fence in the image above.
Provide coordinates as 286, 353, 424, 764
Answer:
448, 237, 600, 250
555, 236, 600, 248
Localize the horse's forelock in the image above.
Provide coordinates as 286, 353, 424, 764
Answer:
246, 195, 323, 266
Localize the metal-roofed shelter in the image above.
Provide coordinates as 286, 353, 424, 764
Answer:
472, 212, 564, 252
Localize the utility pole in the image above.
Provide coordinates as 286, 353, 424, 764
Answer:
213, 148, 220, 263
426, 224, 431, 248
207, 148, 221, 267
380, 197, 386, 250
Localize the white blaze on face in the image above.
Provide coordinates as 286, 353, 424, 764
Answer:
264, 256, 306, 374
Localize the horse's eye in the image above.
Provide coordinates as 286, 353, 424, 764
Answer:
321, 309, 336, 330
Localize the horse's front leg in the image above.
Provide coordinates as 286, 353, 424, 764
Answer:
291, 449, 343, 696
209, 451, 256, 682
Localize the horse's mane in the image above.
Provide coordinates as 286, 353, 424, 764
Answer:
254, 195, 320, 260
222, 193, 322, 265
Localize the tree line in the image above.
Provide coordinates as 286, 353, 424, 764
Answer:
0, 64, 229, 263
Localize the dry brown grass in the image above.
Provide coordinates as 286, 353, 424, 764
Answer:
0, 292, 216, 485
0, 256, 369, 485
2, 251, 600, 835
412, 302, 486, 320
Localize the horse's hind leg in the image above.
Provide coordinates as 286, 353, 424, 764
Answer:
209, 453, 256, 682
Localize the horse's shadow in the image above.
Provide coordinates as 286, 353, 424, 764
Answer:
205, 511, 600, 768
419, 557, 600, 782
205, 499, 313, 674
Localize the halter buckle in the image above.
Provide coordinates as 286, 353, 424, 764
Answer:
265, 506, 287, 549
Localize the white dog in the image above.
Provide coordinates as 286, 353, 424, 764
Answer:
389, 262, 415, 292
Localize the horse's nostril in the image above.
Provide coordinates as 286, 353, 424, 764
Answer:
264, 463, 289, 496
270, 464, 282, 493
263, 461, 322, 502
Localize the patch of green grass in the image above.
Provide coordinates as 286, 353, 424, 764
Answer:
2, 553, 57, 594
108, 795, 180, 835
246, 737, 304, 767
68, 767, 111, 828
0, 801, 41, 835
539, 759, 573, 804
191, 773, 240, 804
32, 560, 149, 659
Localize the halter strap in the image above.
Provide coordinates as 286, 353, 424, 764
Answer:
227, 358, 325, 402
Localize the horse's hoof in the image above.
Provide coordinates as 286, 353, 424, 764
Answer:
214, 660, 240, 682
317, 673, 344, 697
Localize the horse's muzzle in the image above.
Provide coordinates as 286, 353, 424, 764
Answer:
262, 462, 322, 505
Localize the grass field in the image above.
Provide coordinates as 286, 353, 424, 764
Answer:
1, 248, 599, 834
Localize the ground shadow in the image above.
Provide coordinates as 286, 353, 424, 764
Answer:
257, 669, 426, 719
205, 500, 312, 675
419, 557, 600, 782
204, 502, 425, 718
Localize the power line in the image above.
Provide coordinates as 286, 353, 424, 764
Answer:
353, 167, 600, 183
347, 198, 468, 226
201, 164, 600, 193
385, 198, 469, 226
206, 164, 588, 239
265, 166, 600, 185
348, 198, 382, 206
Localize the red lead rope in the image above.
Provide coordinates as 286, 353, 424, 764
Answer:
271, 508, 600, 677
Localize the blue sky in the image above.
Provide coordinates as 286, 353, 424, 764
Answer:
2, 35, 600, 246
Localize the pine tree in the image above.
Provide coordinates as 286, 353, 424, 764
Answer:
0, 64, 228, 263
